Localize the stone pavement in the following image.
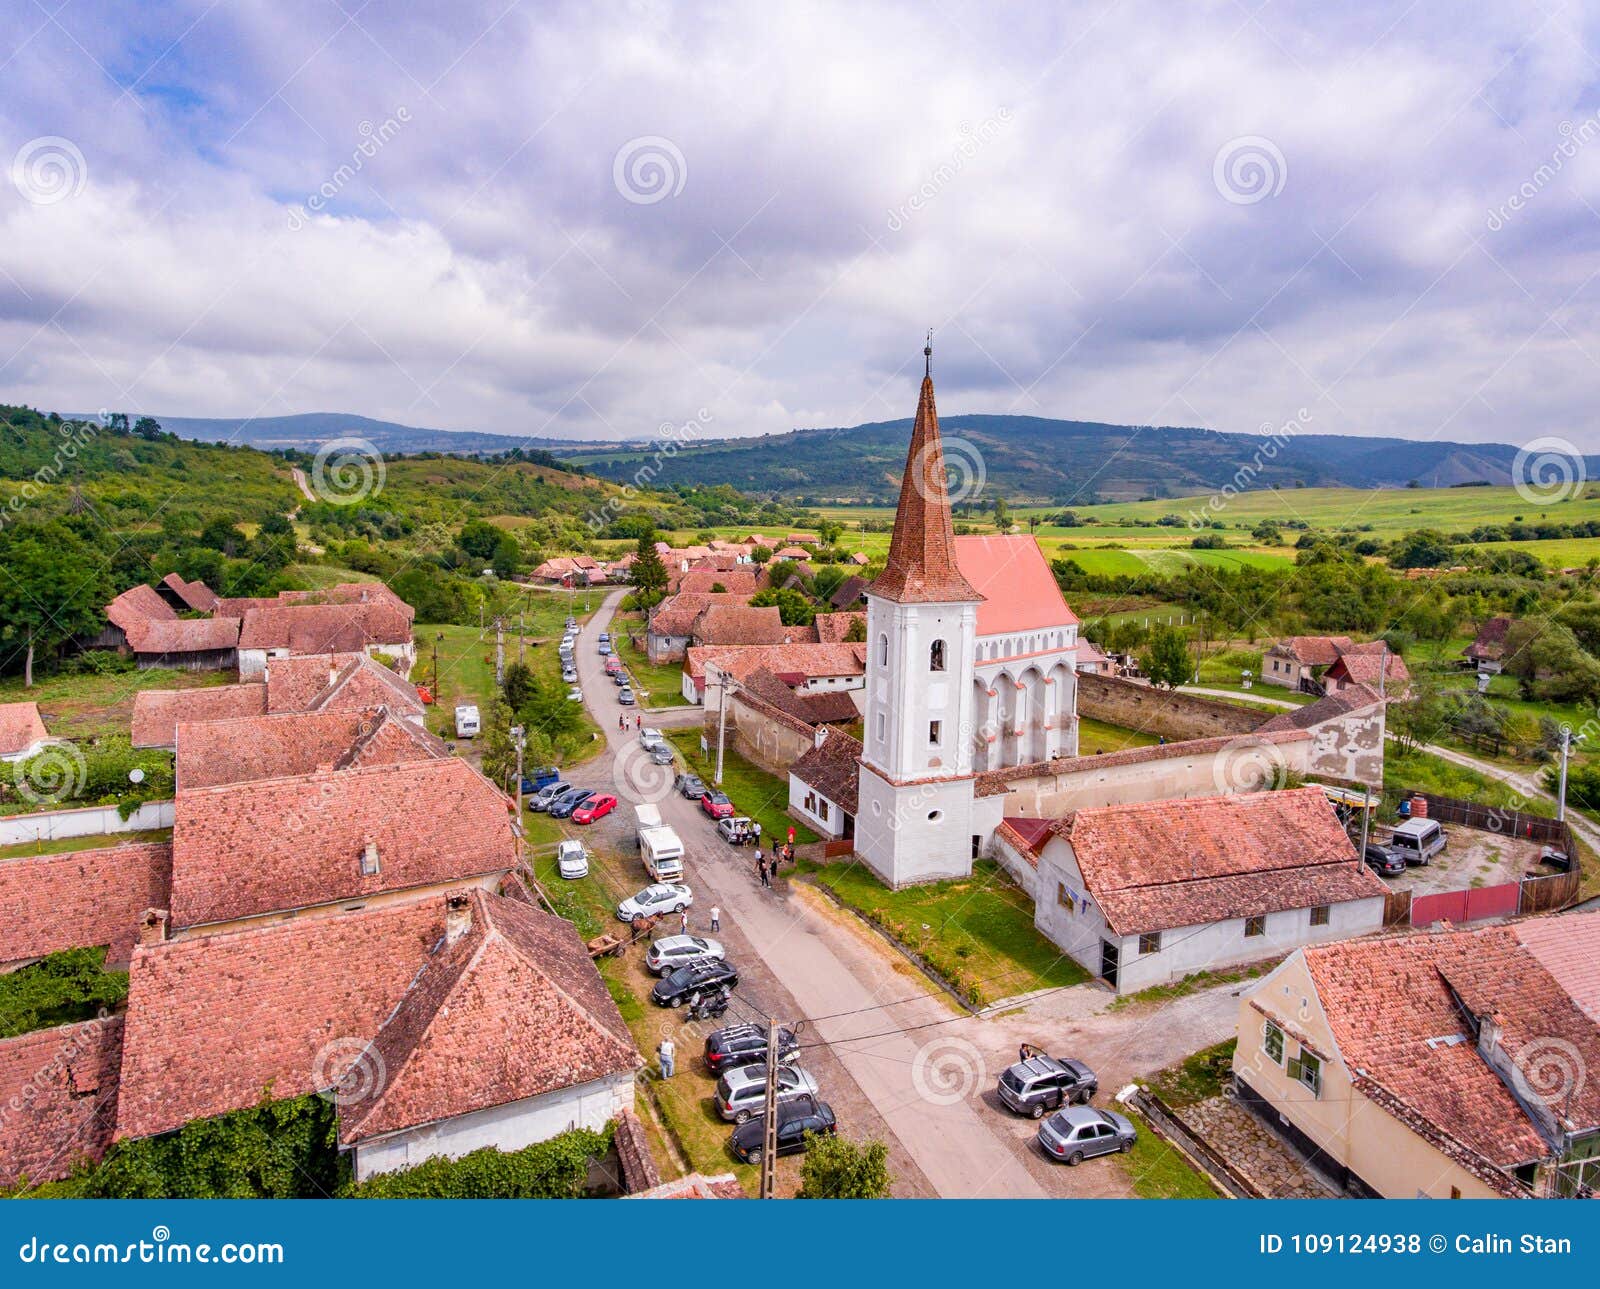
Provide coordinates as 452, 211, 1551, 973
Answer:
1177, 1095, 1337, 1198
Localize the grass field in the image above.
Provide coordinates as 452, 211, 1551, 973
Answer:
665, 729, 819, 844
1077, 716, 1160, 756
610, 616, 687, 707
0, 664, 237, 740
0, 829, 171, 860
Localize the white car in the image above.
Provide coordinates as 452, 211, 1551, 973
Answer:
639, 726, 665, 749
616, 883, 693, 923
555, 839, 589, 880
566, 687, 583, 703
714, 1064, 821, 1123
645, 934, 726, 977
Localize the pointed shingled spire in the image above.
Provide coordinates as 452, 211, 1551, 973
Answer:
867, 345, 982, 605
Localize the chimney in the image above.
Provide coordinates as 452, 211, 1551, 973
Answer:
138, 908, 169, 947
445, 892, 473, 945
814, 724, 828, 750
360, 840, 381, 876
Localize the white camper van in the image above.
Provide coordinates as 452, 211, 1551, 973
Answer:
454, 704, 481, 739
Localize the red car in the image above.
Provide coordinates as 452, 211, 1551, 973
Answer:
604, 656, 623, 674
572, 794, 618, 825
700, 790, 734, 820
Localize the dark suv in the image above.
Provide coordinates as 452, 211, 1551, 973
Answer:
728, 1094, 836, 1164
652, 959, 739, 1008
1363, 843, 1406, 877
704, 1023, 798, 1073
996, 1055, 1099, 1118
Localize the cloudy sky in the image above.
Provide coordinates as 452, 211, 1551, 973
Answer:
3, 1, 1599, 447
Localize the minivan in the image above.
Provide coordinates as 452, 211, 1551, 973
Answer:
1388, 818, 1446, 866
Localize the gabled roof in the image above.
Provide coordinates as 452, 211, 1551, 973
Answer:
0, 1016, 123, 1188
1268, 635, 1354, 665
828, 575, 869, 609
1513, 910, 1600, 1024
264, 652, 424, 718
648, 592, 753, 638
105, 584, 176, 632
1323, 651, 1410, 692
1257, 682, 1384, 731
789, 727, 862, 814
131, 683, 269, 749
813, 611, 865, 644
239, 602, 411, 652
0, 701, 49, 757
175, 707, 444, 790
674, 567, 760, 596
1465, 617, 1514, 662
690, 604, 789, 646
275, 582, 415, 621
688, 642, 868, 683
123, 615, 241, 655
115, 892, 638, 1146
868, 371, 982, 605
1057, 786, 1385, 935
169, 758, 517, 928
0, 842, 172, 966
954, 535, 1078, 634
739, 668, 860, 727
160, 573, 219, 612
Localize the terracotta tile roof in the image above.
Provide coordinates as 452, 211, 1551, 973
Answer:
169, 758, 517, 929
649, 592, 753, 638
160, 573, 219, 611
1298, 922, 1600, 1174
613, 1107, 660, 1192
691, 604, 790, 646
1075, 640, 1110, 668
116, 891, 638, 1145
954, 535, 1079, 633
1465, 617, 1514, 663
1268, 635, 1354, 665
0, 1016, 123, 1188
131, 684, 268, 749
675, 567, 760, 596
106, 584, 175, 632
276, 582, 414, 620
238, 602, 411, 652
789, 728, 862, 814
828, 575, 869, 609
0, 701, 49, 757
123, 615, 241, 655
0, 842, 172, 966
1513, 910, 1600, 1024
868, 374, 982, 605
814, 611, 865, 643
1060, 786, 1386, 935
1324, 650, 1410, 693
690, 642, 868, 684
774, 546, 809, 559
627, 1172, 746, 1199
1257, 682, 1384, 731
264, 652, 424, 718
739, 668, 861, 727
999, 816, 1053, 857
175, 707, 443, 790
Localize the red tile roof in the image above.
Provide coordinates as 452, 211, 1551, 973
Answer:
789, 728, 862, 814
0, 1016, 123, 1188
828, 575, 869, 609
105, 584, 175, 632
131, 684, 268, 749
160, 573, 219, 612
1268, 635, 1354, 666
238, 602, 411, 652
691, 604, 790, 646
123, 615, 242, 655
1464, 616, 1514, 663
264, 652, 424, 718
1060, 787, 1385, 935
954, 535, 1079, 634
649, 592, 754, 638
0, 701, 49, 757
740, 668, 860, 727
688, 642, 868, 684
176, 707, 444, 790
1324, 650, 1410, 693
116, 891, 638, 1145
674, 567, 760, 596
813, 611, 866, 644
869, 374, 982, 605
276, 582, 414, 620
1257, 682, 1384, 732
1513, 910, 1600, 1025
169, 758, 517, 928
0, 842, 172, 966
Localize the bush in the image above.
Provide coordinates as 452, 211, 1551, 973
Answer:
343, 1126, 611, 1198
0, 947, 127, 1039
797, 1133, 891, 1198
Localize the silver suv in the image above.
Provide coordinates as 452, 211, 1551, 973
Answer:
714, 1064, 820, 1123
644, 934, 725, 977
997, 1055, 1098, 1118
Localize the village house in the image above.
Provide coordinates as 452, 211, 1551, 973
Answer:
1464, 616, 1515, 674
675, 566, 761, 596
0, 1015, 125, 1190
0, 701, 55, 763
645, 591, 756, 663
828, 575, 869, 610
173, 706, 445, 790
690, 603, 792, 648
814, 611, 866, 643
1260, 635, 1398, 695
1014, 787, 1387, 992
0, 840, 173, 970
1234, 912, 1600, 1198
157, 572, 220, 613
530, 555, 607, 586
684, 641, 869, 706
788, 726, 862, 841
91, 583, 241, 672
236, 601, 414, 679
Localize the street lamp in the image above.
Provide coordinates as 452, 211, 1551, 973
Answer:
1557, 725, 1585, 822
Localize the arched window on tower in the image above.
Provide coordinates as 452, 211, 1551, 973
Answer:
929, 639, 946, 672
878, 633, 889, 667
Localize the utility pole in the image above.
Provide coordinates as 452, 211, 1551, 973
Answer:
1557, 725, 1583, 821
518, 611, 525, 667
759, 1016, 779, 1199
511, 724, 526, 825
431, 634, 441, 695
1360, 645, 1388, 859
715, 670, 732, 786
495, 618, 505, 688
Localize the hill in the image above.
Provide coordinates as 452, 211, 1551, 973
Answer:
558, 413, 1591, 504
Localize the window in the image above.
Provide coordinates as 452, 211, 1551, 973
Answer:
1309, 904, 1330, 927
875, 712, 886, 742
1262, 1021, 1284, 1064
1057, 882, 1077, 912
818, 801, 829, 821
1244, 915, 1267, 938
1138, 932, 1161, 955
929, 720, 941, 744
878, 633, 888, 667
1288, 1049, 1322, 1096
930, 639, 946, 671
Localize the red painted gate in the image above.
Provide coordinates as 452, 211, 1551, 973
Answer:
1409, 881, 1521, 927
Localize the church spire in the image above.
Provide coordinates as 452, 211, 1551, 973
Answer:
867, 340, 982, 605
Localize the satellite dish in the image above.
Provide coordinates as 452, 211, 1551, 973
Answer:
128, 768, 146, 784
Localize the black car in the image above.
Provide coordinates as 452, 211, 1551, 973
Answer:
1363, 843, 1406, 877
996, 1055, 1099, 1118
652, 958, 739, 1008
548, 787, 595, 820
728, 1095, 836, 1164
704, 1022, 798, 1073
676, 772, 707, 799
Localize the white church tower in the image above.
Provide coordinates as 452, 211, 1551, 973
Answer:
855, 338, 986, 887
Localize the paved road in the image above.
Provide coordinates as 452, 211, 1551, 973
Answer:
578, 590, 1048, 1197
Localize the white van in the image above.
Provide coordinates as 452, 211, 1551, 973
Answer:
639, 825, 685, 882
1388, 817, 1446, 866
454, 704, 481, 739
635, 803, 663, 836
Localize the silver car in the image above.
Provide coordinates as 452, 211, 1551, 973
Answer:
645, 934, 726, 977
1036, 1105, 1137, 1165
714, 1064, 820, 1123
616, 882, 693, 923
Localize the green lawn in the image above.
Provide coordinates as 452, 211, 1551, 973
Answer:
0, 829, 170, 860
1076, 716, 1160, 756
798, 859, 1087, 1006
1383, 745, 1528, 813
0, 664, 236, 741
665, 728, 819, 844
1119, 1108, 1223, 1199
1144, 1039, 1238, 1106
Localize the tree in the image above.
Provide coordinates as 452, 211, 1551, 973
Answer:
199, 516, 246, 556
457, 519, 503, 563
818, 520, 844, 547
798, 1133, 891, 1198
749, 544, 772, 565
0, 525, 112, 686
750, 586, 815, 626
1139, 625, 1193, 689
132, 416, 163, 440
630, 535, 670, 607
991, 496, 1011, 531
843, 615, 867, 642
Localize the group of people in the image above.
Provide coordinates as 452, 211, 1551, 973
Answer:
616, 712, 640, 731
753, 841, 794, 889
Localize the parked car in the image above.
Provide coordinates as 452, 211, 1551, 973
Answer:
677, 772, 707, 799
997, 1055, 1099, 1118
1388, 817, 1446, 865
1363, 843, 1406, 877
728, 1095, 836, 1164
701, 790, 734, 819
604, 656, 623, 674
645, 934, 726, 977
639, 727, 666, 748
613, 669, 631, 686
704, 1022, 799, 1073
572, 793, 618, 825
520, 767, 560, 794
548, 787, 596, 820
651, 958, 739, 1007
562, 667, 578, 684
716, 815, 755, 846
567, 687, 583, 703
565, 616, 578, 631
555, 839, 589, 880
715, 1064, 820, 1123
1036, 1105, 1136, 1165
598, 643, 613, 657
618, 688, 636, 706
598, 633, 611, 644
616, 882, 693, 922
648, 743, 674, 766
529, 780, 572, 811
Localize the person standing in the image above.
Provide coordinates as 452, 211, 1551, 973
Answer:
752, 820, 762, 847
679, 909, 689, 935
658, 1036, 675, 1079
710, 904, 721, 931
